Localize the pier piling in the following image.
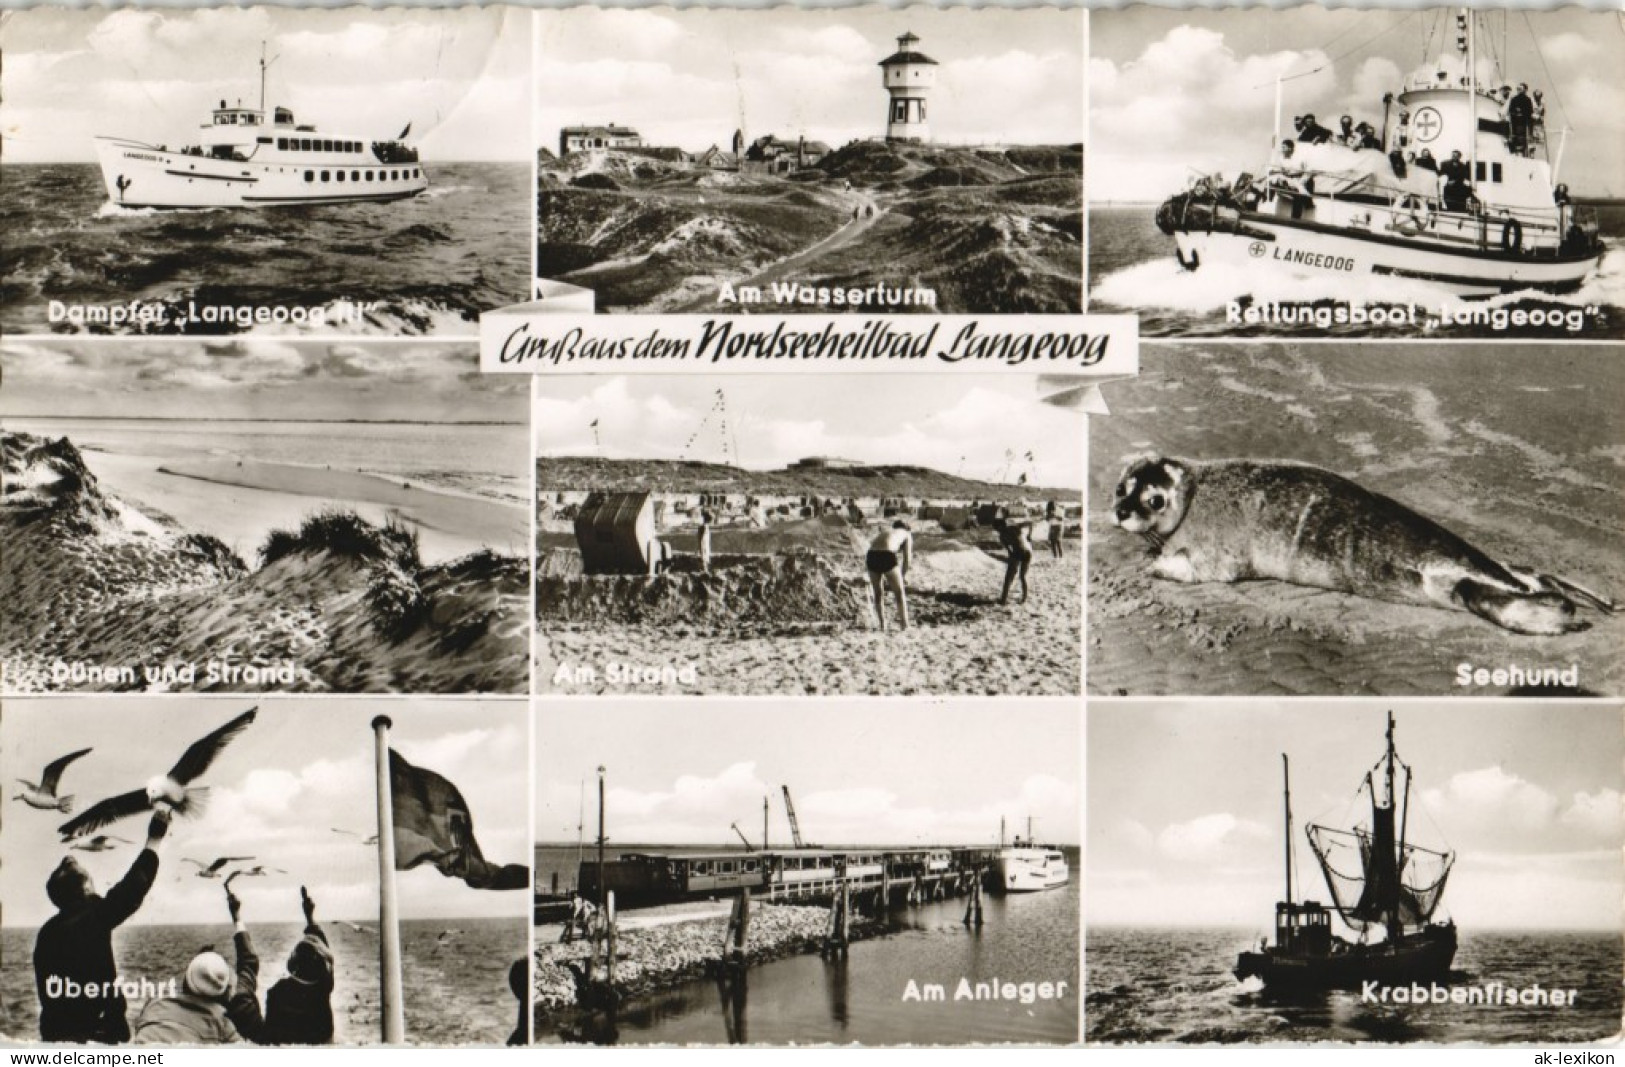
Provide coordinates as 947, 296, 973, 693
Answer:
963, 873, 984, 927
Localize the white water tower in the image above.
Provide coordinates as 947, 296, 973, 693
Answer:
880, 31, 937, 143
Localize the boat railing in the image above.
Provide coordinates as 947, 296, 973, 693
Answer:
1250, 181, 1572, 257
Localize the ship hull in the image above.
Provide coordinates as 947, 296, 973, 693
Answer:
1168, 212, 1599, 299
1235, 924, 1458, 991
993, 853, 1070, 893
95, 136, 427, 209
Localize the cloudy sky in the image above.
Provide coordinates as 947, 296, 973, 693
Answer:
1091, 8, 1625, 201
537, 7, 1083, 153
1088, 701, 1624, 932
534, 375, 1086, 490
0, 7, 530, 162
536, 700, 1079, 848
0, 341, 527, 423
2, 697, 529, 929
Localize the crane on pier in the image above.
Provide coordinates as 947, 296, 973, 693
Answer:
730, 822, 755, 851
782, 785, 806, 849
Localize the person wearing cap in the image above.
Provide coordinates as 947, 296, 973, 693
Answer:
261, 886, 336, 1044
131, 950, 243, 1044
33, 808, 172, 1043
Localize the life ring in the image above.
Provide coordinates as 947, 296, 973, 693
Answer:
1500, 217, 1523, 253
1392, 194, 1428, 236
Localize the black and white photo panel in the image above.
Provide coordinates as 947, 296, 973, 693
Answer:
1089, 342, 1625, 697
534, 373, 1085, 697
534, 698, 1080, 1046
1, 697, 531, 1046
0, 340, 531, 695
1088, 8, 1625, 340
535, 6, 1083, 315
1086, 699, 1624, 1044
1, 7, 532, 337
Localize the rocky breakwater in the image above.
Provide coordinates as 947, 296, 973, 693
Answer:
534, 903, 872, 1015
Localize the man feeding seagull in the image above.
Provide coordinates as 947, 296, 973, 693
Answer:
58, 709, 257, 840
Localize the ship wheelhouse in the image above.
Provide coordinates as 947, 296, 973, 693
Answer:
1272, 900, 1334, 958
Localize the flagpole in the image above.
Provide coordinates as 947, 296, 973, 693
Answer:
372, 716, 407, 1043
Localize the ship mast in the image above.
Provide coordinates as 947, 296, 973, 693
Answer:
1463, 9, 1478, 241
1282, 754, 1294, 907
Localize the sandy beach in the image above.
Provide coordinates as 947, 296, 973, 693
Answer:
539, 546, 1081, 696
1089, 344, 1625, 697
83, 451, 526, 565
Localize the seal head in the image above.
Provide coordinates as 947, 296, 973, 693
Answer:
1111, 455, 1191, 546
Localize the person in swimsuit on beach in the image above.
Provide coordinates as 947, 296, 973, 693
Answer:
698, 508, 714, 573
1044, 501, 1064, 559
994, 509, 1034, 605
866, 522, 913, 632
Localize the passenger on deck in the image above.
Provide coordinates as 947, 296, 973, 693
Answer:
1508, 84, 1534, 156
1270, 141, 1311, 199
1293, 114, 1333, 145
1337, 115, 1357, 146
1356, 123, 1382, 151
1415, 149, 1438, 173
1439, 151, 1474, 213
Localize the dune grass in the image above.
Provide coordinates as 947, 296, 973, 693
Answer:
258, 509, 422, 571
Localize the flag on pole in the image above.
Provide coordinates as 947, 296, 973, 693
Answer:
388, 750, 527, 891
590, 419, 599, 428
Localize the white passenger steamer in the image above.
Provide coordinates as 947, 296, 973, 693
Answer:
993, 823, 1070, 894
94, 51, 427, 209
1156, 9, 1605, 297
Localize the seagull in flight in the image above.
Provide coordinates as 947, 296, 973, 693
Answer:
15, 748, 93, 813
59, 708, 256, 840
185, 856, 255, 878
225, 865, 285, 886
332, 827, 380, 845
70, 835, 132, 853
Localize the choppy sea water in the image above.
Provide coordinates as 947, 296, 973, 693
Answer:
536, 845, 1080, 1046
1, 163, 528, 336
1086, 927, 1623, 1044
1088, 204, 1625, 339
2, 917, 527, 1045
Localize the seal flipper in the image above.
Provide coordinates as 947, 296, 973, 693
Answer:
1455, 578, 1587, 636
1501, 564, 1620, 616
1536, 574, 1619, 615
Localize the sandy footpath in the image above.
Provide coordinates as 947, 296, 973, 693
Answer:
84, 451, 528, 564
1089, 345, 1625, 697
539, 551, 1082, 696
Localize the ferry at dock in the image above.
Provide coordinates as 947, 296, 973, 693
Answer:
993, 842, 1070, 893
1155, 9, 1604, 297
94, 50, 427, 209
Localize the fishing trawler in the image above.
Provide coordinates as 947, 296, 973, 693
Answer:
993, 818, 1070, 893
1156, 9, 1604, 297
1235, 713, 1457, 990
93, 48, 427, 208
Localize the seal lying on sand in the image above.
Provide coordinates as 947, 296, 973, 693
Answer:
1109, 456, 1618, 636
